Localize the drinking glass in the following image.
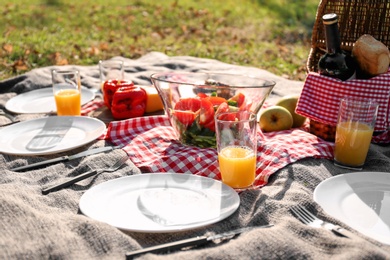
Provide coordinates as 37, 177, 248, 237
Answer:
334, 97, 379, 170
215, 111, 257, 190
52, 70, 81, 116
99, 60, 124, 90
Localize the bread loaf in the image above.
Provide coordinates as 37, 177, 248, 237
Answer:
352, 34, 390, 77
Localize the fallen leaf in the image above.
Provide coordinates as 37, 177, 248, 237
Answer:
181, 25, 187, 34
278, 45, 289, 53
3, 44, 13, 53
100, 42, 109, 51
57, 58, 68, 65
88, 46, 100, 56
13, 59, 28, 71
51, 52, 69, 65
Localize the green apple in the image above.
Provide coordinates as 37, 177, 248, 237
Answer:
259, 106, 293, 132
275, 95, 307, 128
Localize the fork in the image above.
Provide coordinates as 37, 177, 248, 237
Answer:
42, 154, 128, 195
0, 109, 20, 126
291, 205, 351, 238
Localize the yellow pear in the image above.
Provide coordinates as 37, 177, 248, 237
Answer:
259, 106, 293, 132
275, 95, 306, 128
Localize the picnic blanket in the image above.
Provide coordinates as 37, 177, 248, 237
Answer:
1, 52, 390, 259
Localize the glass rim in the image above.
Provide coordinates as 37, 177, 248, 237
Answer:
215, 110, 257, 122
99, 59, 124, 65
51, 69, 80, 75
340, 97, 379, 107
150, 71, 276, 89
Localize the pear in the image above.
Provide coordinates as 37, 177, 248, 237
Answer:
275, 95, 306, 128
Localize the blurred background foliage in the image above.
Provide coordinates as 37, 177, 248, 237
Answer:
0, 0, 319, 81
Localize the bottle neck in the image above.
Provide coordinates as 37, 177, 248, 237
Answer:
324, 22, 342, 54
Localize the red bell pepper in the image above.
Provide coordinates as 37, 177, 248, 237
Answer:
111, 86, 147, 119
103, 79, 134, 109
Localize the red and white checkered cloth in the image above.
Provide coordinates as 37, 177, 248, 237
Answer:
103, 115, 334, 188
296, 69, 390, 143
81, 99, 105, 116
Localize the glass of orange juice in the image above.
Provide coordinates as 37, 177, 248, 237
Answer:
215, 111, 257, 190
52, 70, 81, 116
334, 97, 379, 170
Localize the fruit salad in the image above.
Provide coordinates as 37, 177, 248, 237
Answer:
170, 91, 250, 148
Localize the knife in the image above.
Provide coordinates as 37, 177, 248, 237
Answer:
11, 145, 123, 172
125, 224, 274, 259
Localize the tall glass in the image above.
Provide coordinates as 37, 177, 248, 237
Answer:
52, 70, 81, 116
334, 97, 379, 170
99, 60, 124, 91
215, 111, 257, 190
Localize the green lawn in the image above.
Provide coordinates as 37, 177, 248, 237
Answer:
0, 0, 319, 81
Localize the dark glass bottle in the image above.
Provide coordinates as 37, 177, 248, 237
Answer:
318, 13, 356, 81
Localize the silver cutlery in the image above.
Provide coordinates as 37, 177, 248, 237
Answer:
125, 224, 274, 258
0, 109, 20, 126
291, 205, 352, 238
12, 145, 123, 172
42, 154, 128, 195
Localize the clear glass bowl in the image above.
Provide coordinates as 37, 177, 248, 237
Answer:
150, 72, 275, 148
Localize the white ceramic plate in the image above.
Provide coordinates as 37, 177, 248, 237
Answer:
0, 116, 106, 156
314, 172, 390, 245
5, 87, 95, 114
79, 173, 240, 232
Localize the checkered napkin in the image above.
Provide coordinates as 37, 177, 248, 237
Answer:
104, 115, 334, 188
81, 99, 105, 116
296, 69, 390, 143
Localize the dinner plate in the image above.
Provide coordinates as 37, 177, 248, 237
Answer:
314, 172, 390, 245
0, 116, 106, 156
5, 87, 95, 114
79, 173, 240, 232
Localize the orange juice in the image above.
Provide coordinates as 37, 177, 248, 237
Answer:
334, 121, 374, 167
218, 145, 256, 189
54, 89, 81, 116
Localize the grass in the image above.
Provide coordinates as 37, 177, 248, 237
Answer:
0, 0, 319, 81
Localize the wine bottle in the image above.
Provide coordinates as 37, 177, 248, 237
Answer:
318, 13, 356, 81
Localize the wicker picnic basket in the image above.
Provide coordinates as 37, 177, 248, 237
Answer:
302, 0, 390, 142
